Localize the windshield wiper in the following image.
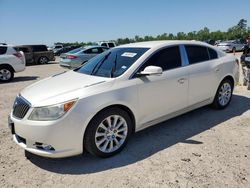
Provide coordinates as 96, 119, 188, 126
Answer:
110, 54, 117, 78
91, 52, 111, 75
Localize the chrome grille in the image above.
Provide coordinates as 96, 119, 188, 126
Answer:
12, 96, 30, 119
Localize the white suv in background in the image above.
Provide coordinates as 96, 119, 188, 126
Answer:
9, 41, 239, 158
97, 41, 116, 48
0, 45, 26, 82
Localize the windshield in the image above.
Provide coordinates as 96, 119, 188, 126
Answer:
75, 47, 149, 78
68, 47, 85, 54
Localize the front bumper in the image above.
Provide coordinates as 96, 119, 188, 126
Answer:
9, 105, 85, 158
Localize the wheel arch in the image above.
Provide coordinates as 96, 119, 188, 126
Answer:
85, 104, 136, 134
221, 75, 235, 89
0, 64, 15, 72
82, 104, 136, 153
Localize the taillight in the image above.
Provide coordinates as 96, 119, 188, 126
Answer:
66, 55, 77, 59
247, 69, 250, 73
13, 52, 22, 59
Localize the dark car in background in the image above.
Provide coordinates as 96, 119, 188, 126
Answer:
54, 45, 81, 56
14, 45, 55, 65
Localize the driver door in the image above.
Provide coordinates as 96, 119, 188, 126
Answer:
135, 46, 189, 129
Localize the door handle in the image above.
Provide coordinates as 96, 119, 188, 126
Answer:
178, 78, 186, 84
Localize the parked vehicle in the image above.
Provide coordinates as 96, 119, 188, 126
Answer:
241, 44, 250, 89
9, 41, 239, 158
204, 39, 215, 46
0, 45, 25, 82
217, 40, 245, 53
14, 45, 55, 65
52, 44, 63, 55
60, 46, 109, 69
97, 41, 116, 48
54, 45, 81, 56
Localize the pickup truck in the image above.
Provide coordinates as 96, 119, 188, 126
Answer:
14, 45, 55, 65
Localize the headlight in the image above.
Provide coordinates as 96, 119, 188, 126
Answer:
28, 99, 77, 121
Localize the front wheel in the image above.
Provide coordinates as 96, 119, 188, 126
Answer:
38, 56, 49, 64
84, 108, 132, 158
211, 79, 233, 109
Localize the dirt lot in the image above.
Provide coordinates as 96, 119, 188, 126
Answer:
0, 54, 250, 188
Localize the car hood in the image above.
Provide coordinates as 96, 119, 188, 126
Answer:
20, 71, 113, 106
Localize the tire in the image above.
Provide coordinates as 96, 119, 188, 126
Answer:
211, 79, 233, 109
247, 83, 250, 90
232, 47, 236, 54
38, 56, 49, 64
84, 107, 132, 158
0, 66, 14, 82
243, 78, 247, 86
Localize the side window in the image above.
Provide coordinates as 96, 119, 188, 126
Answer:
91, 48, 99, 54
17, 47, 29, 53
97, 47, 104, 53
32, 45, 48, 52
208, 48, 218, 60
0, 46, 7, 55
140, 46, 182, 71
84, 48, 99, 54
185, 45, 209, 64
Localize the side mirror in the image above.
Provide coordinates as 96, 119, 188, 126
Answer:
138, 66, 163, 76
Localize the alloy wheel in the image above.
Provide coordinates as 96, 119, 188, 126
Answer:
0, 69, 11, 81
218, 82, 232, 106
95, 115, 128, 153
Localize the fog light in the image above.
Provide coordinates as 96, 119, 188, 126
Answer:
34, 142, 55, 151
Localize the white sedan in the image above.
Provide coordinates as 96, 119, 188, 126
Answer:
9, 41, 239, 158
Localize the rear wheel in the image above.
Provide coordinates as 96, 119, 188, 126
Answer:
211, 79, 233, 109
84, 108, 132, 158
0, 66, 14, 82
232, 47, 236, 54
247, 82, 250, 90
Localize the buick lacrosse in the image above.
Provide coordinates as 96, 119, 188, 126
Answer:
9, 41, 239, 158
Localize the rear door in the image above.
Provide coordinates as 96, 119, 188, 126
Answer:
185, 45, 221, 106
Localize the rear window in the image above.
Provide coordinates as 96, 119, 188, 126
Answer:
0, 46, 7, 55
185, 45, 209, 64
68, 47, 85, 54
32, 45, 48, 52
101, 43, 108, 47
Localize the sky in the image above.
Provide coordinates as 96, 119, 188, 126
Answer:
0, 0, 250, 45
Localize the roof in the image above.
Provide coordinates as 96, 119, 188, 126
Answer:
118, 40, 210, 48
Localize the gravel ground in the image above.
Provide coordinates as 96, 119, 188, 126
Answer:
0, 54, 250, 188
